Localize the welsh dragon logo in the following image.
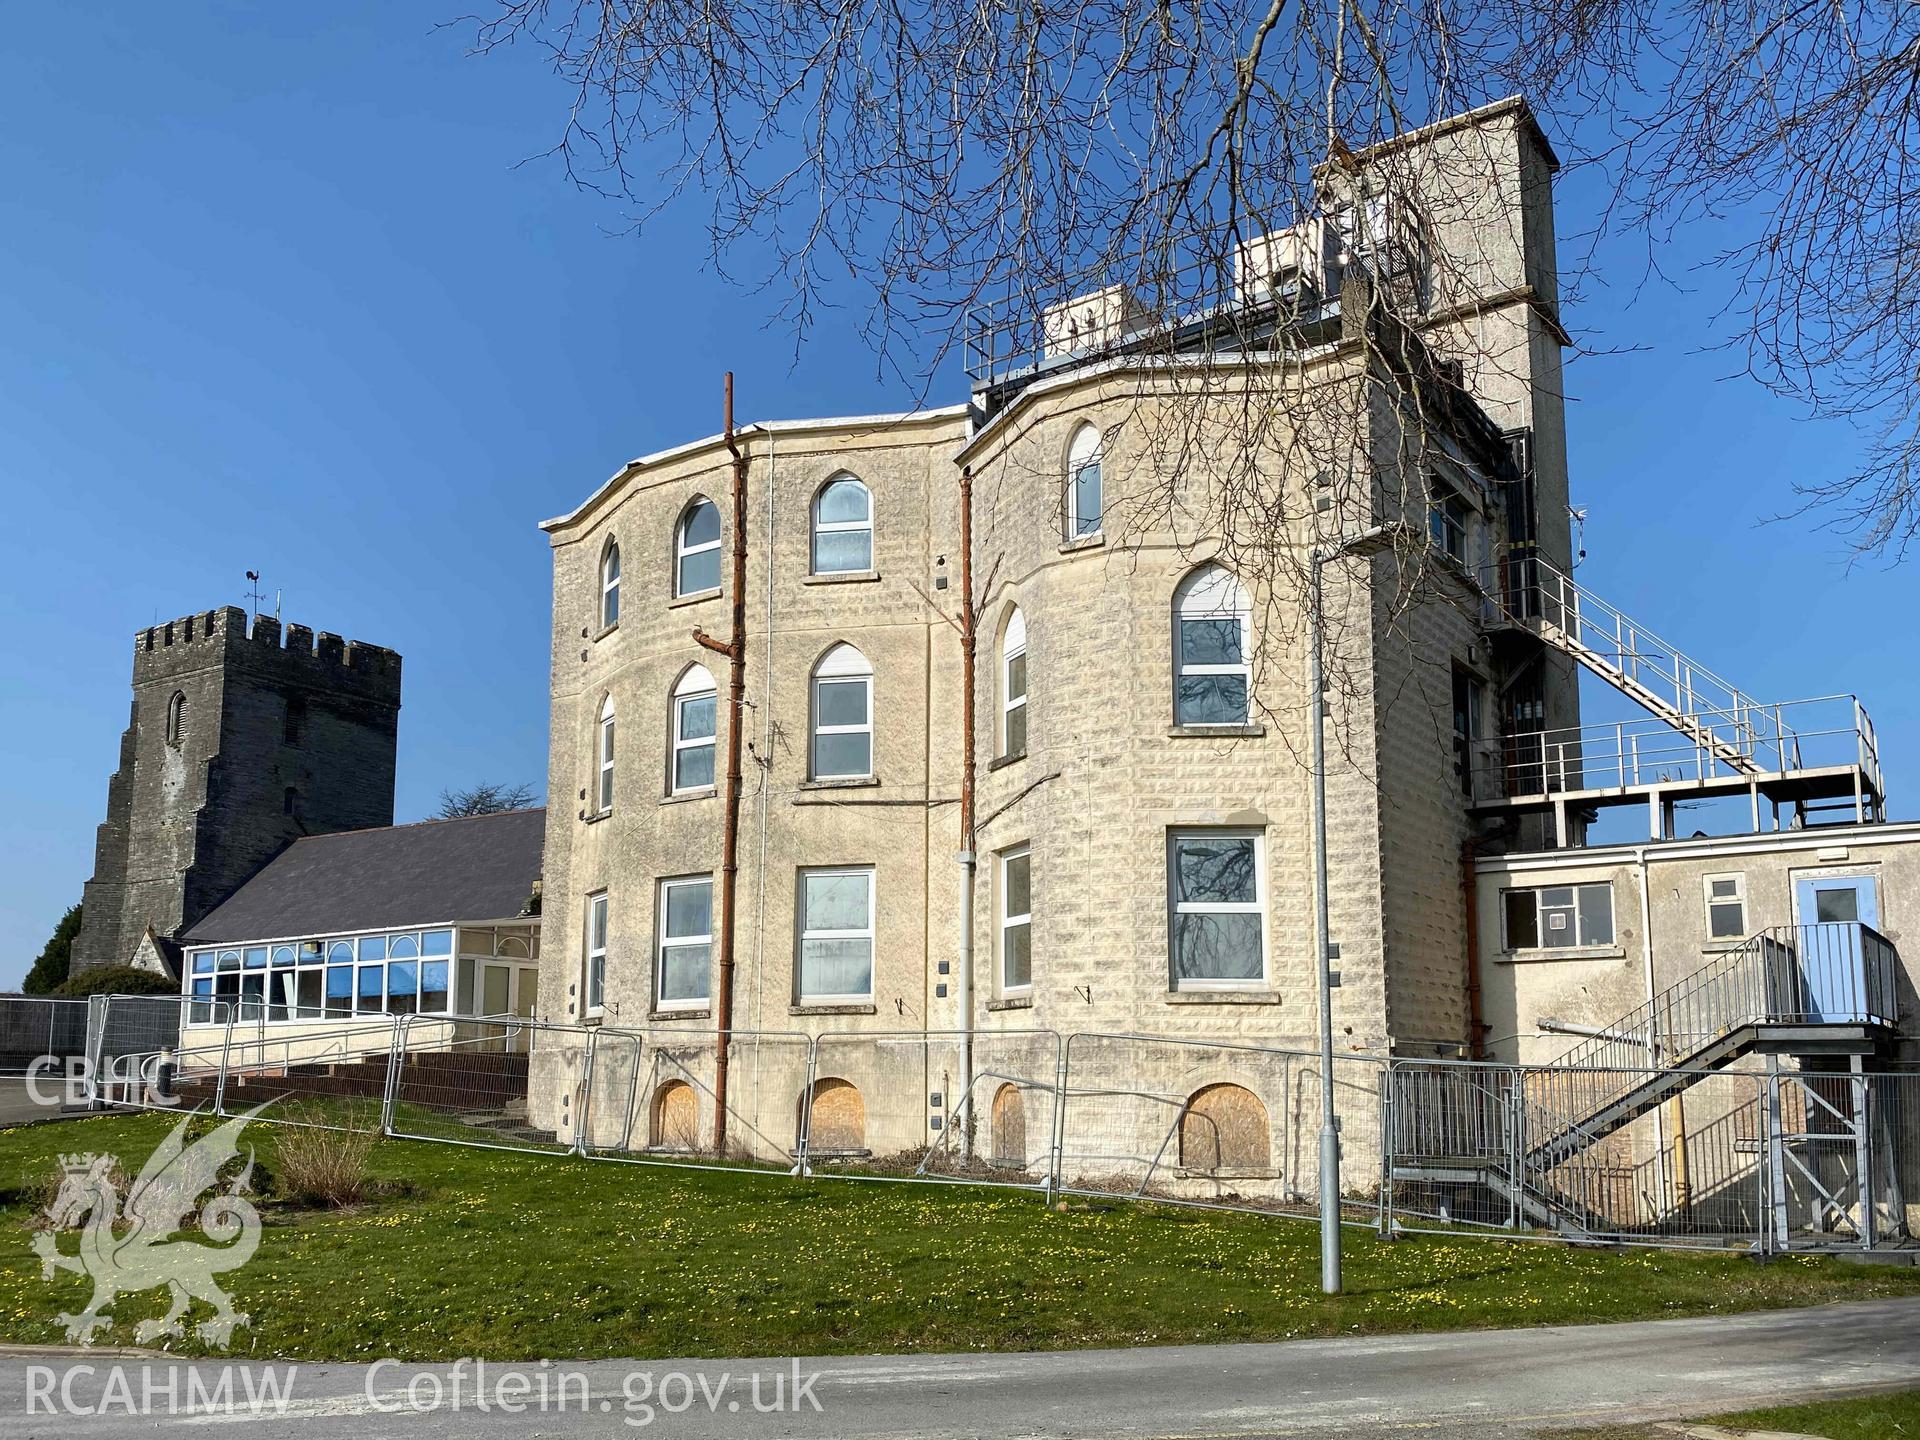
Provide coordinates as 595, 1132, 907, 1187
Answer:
32, 1107, 265, 1347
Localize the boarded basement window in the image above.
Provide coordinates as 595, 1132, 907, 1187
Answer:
805, 1077, 867, 1154
1179, 1083, 1271, 1173
651, 1080, 700, 1151
991, 1083, 1027, 1169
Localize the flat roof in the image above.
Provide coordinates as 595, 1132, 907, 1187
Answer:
1475, 818, 1920, 874
182, 808, 545, 945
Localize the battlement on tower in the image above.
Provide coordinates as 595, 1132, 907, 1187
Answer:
134, 608, 402, 702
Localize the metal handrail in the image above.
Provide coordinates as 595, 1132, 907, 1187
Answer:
1472, 695, 1879, 801
961, 222, 1354, 387
1479, 558, 1885, 803
1522, 923, 1898, 1150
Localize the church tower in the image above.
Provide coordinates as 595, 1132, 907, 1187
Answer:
71, 607, 402, 977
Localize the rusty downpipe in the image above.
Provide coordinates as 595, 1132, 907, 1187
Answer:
1462, 842, 1486, 1060
694, 372, 749, 1155
956, 464, 978, 1155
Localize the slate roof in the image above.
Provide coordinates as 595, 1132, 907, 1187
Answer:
182, 808, 544, 945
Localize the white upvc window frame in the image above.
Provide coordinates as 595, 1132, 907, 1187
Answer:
584, 891, 609, 1017
1167, 827, 1268, 990
810, 644, 874, 781
797, 866, 876, 1004
1066, 424, 1103, 539
595, 694, 616, 814
999, 844, 1032, 993
670, 665, 718, 795
1704, 872, 1748, 941
675, 498, 723, 597
599, 538, 621, 628
811, 474, 873, 574
1173, 565, 1252, 727
1001, 607, 1028, 758
656, 874, 713, 1010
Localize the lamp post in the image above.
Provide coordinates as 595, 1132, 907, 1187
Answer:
1309, 523, 1399, 1297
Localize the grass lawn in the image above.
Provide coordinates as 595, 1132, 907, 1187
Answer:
5, 1111, 1920, 1363
1546, 1387, 1920, 1437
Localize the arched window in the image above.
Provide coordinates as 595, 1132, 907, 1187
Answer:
803, 1076, 867, 1154
282, 786, 300, 819
811, 475, 872, 574
1179, 1083, 1272, 1172
1173, 564, 1251, 726
675, 498, 722, 597
600, 538, 621, 628
283, 694, 305, 746
670, 665, 717, 793
1000, 607, 1028, 757
166, 690, 187, 747
596, 693, 616, 812
1067, 424, 1102, 539
810, 643, 873, 780
991, 1083, 1028, 1169
651, 1079, 700, 1150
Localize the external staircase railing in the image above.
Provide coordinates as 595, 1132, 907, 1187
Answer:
1486, 556, 1771, 765
1478, 555, 1882, 810
1388, 922, 1898, 1234
1528, 922, 1895, 1148
1473, 696, 1881, 803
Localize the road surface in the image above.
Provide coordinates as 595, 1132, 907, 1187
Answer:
1, 1296, 1914, 1437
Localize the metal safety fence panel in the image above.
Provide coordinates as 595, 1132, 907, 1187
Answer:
1765, 1066, 1920, 1252
110, 1010, 400, 1134
1870, 1073, 1920, 1250
1382, 1058, 1522, 1232
385, 1015, 585, 1155
804, 1029, 1063, 1190
88, 994, 184, 1089
1055, 1032, 1387, 1223
1387, 1059, 1778, 1251
0, 996, 91, 1076
582, 1030, 814, 1175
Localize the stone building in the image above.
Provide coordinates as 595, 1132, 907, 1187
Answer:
73, 606, 402, 978
528, 98, 1597, 1160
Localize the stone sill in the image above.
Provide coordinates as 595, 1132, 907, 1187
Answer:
790, 1002, 878, 1016
797, 776, 880, 792
1058, 533, 1105, 554
668, 588, 723, 610
1166, 989, 1283, 1005
582, 808, 612, 825
660, 788, 717, 806
1167, 724, 1267, 739
987, 996, 1033, 1012
1498, 945, 1628, 965
649, 1008, 711, 1022
803, 570, 881, 586
987, 752, 1026, 773
592, 621, 619, 642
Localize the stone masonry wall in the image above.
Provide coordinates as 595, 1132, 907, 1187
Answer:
74, 607, 401, 974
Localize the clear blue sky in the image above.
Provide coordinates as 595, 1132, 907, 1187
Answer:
2, 6, 1911, 985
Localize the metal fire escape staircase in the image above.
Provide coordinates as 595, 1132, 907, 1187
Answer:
1476, 559, 1885, 842
1389, 922, 1899, 1240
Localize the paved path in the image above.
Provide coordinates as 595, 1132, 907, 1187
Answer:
0, 1297, 1914, 1437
